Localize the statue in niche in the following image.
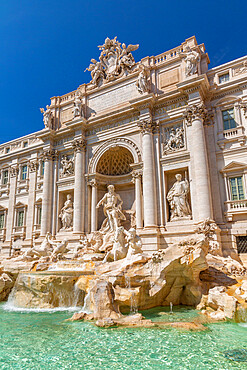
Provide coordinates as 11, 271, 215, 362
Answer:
72, 91, 83, 118
167, 174, 192, 221
96, 185, 126, 233
60, 155, 74, 177
40, 105, 53, 129
59, 194, 74, 230
180, 46, 200, 77
136, 64, 150, 94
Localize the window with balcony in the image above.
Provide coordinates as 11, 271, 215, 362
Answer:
230, 176, 245, 200
17, 210, 24, 227
222, 108, 236, 130
219, 73, 229, 84
21, 165, 27, 180
2, 170, 8, 185
0, 213, 4, 229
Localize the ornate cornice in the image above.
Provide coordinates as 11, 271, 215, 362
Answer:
42, 149, 58, 161
72, 139, 86, 152
183, 103, 213, 126
138, 119, 157, 134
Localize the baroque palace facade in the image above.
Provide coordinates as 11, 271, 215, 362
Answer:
0, 36, 247, 259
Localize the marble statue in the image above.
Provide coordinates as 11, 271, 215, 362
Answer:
103, 226, 128, 262
86, 37, 139, 87
126, 228, 142, 259
180, 46, 200, 77
72, 91, 83, 118
59, 194, 74, 230
46, 233, 69, 260
136, 64, 149, 94
163, 126, 184, 153
85, 59, 104, 88
167, 174, 191, 221
40, 105, 53, 129
96, 185, 126, 233
60, 155, 74, 177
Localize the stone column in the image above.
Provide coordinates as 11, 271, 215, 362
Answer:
72, 139, 86, 234
90, 180, 98, 232
184, 103, 212, 220
132, 170, 143, 229
40, 149, 56, 236
138, 120, 157, 227
25, 160, 38, 243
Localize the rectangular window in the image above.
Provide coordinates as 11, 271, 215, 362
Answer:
37, 206, 42, 225
41, 161, 45, 177
0, 213, 4, 229
236, 236, 247, 254
219, 73, 229, 83
2, 170, 8, 185
6, 148, 10, 153
230, 176, 245, 200
23, 141, 28, 148
222, 108, 236, 130
17, 210, 24, 227
21, 165, 27, 180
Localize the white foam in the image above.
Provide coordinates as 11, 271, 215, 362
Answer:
3, 301, 82, 313
239, 323, 247, 328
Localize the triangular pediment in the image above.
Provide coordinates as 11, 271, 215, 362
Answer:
221, 161, 247, 172
15, 201, 26, 207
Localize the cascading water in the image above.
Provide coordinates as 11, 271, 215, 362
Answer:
81, 291, 92, 314
125, 275, 138, 314
4, 271, 84, 311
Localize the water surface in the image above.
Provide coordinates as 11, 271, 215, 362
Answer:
1, 303, 247, 369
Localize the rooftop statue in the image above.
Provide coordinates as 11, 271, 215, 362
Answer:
85, 37, 139, 88
180, 45, 200, 77
40, 105, 54, 129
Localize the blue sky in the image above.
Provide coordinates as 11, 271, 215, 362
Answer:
0, 0, 247, 144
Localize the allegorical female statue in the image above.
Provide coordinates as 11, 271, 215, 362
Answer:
59, 194, 74, 230
167, 174, 191, 221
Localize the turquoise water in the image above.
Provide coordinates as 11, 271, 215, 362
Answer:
1, 303, 247, 369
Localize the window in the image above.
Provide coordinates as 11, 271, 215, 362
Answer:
40, 161, 45, 177
21, 165, 27, 180
37, 206, 42, 225
0, 213, 4, 229
230, 176, 245, 200
2, 170, 8, 185
222, 108, 236, 130
6, 148, 10, 153
17, 210, 24, 227
236, 236, 247, 254
219, 73, 229, 84
23, 142, 28, 148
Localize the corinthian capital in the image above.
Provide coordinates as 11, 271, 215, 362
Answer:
183, 103, 209, 126
42, 149, 58, 161
28, 160, 39, 172
138, 119, 156, 134
72, 139, 86, 152
10, 165, 19, 177
131, 169, 142, 183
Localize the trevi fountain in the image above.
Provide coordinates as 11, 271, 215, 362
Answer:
1, 36, 247, 368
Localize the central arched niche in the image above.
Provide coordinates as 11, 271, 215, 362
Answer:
96, 146, 134, 176
96, 146, 135, 230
